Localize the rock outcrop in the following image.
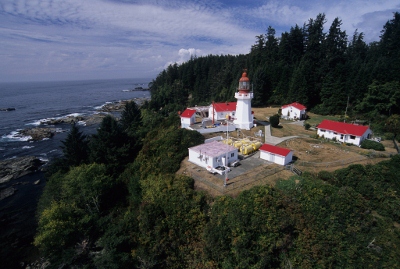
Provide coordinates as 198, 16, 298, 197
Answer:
41, 115, 85, 125
0, 156, 44, 184
0, 187, 16, 201
18, 127, 58, 141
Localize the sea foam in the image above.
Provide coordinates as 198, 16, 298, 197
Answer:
1, 131, 32, 142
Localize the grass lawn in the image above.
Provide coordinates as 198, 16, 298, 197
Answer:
304, 112, 341, 126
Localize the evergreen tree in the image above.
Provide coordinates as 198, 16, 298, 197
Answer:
63, 123, 89, 164
89, 115, 135, 176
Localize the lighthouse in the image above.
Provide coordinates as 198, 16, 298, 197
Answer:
234, 70, 253, 130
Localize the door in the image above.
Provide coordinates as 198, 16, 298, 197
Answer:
269, 153, 275, 162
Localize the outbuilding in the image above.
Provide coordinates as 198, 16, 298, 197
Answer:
188, 141, 238, 168
209, 102, 237, 121
317, 119, 372, 146
259, 143, 293, 166
281, 102, 307, 120
180, 108, 196, 128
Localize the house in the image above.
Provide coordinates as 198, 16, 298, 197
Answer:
188, 141, 238, 168
259, 143, 293, 165
317, 119, 372, 146
281, 102, 307, 120
209, 102, 237, 121
180, 108, 196, 128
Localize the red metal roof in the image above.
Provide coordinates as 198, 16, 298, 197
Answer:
212, 102, 237, 112
259, 144, 292, 157
180, 108, 196, 118
281, 102, 307, 111
317, 120, 369, 136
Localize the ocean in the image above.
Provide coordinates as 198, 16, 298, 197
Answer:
0, 78, 151, 161
0, 78, 152, 267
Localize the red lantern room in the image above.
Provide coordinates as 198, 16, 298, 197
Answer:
238, 71, 250, 94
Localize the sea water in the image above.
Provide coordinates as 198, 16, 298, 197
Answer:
0, 78, 151, 161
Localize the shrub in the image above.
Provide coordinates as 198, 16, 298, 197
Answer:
304, 123, 311, 130
269, 114, 280, 128
360, 139, 385, 151
384, 132, 394, 140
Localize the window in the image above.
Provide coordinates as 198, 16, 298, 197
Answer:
340, 134, 344, 139
231, 153, 234, 157
350, 135, 356, 140
320, 129, 325, 132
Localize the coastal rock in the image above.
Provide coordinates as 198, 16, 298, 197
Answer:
40, 115, 85, 125
0, 187, 16, 201
99, 101, 128, 112
19, 127, 58, 141
0, 107, 16, 111
82, 113, 107, 125
0, 156, 44, 184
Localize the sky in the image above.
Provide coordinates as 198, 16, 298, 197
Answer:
0, 0, 398, 82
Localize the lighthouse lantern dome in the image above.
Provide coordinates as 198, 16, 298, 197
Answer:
238, 71, 250, 92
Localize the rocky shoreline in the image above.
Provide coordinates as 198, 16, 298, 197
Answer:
13, 97, 150, 142
0, 156, 44, 186
0, 97, 149, 196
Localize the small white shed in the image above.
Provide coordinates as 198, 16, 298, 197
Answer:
180, 108, 196, 128
259, 144, 293, 166
188, 141, 238, 169
281, 102, 307, 120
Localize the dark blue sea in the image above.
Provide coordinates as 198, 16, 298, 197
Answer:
0, 78, 151, 267
0, 78, 151, 161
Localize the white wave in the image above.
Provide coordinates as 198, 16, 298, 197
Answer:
1, 131, 32, 142
77, 121, 86, 126
66, 113, 83, 117
26, 113, 85, 126
22, 145, 35, 149
39, 157, 49, 162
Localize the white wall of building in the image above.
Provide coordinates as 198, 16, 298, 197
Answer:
317, 129, 372, 146
260, 150, 293, 165
208, 107, 236, 121
281, 107, 305, 120
181, 116, 195, 128
188, 142, 238, 168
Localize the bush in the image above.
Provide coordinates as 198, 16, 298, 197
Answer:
360, 139, 385, 151
384, 132, 394, 140
304, 123, 311, 130
269, 114, 280, 128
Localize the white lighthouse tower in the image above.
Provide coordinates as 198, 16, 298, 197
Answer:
234, 70, 253, 130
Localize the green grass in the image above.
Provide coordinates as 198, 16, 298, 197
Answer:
305, 113, 340, 126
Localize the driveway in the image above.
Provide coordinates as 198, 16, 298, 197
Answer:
256, 120, 298, 145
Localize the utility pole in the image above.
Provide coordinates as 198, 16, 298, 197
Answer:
344, 96, 349, 123
224, 121, 229, 187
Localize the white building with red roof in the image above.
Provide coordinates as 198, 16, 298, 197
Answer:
259, 144, 293, 165
281, 102, 307, 120
180, 108, 196, 128
208, 102, 237, 121
188, 141, 238, 168
317, 120, 372, 146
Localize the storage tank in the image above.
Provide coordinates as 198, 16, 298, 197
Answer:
234, 141, 242, 149
222, 139, 233, 145
242, 138, 251, 144
242, 145, 254, 155
252, 141, 262, 150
